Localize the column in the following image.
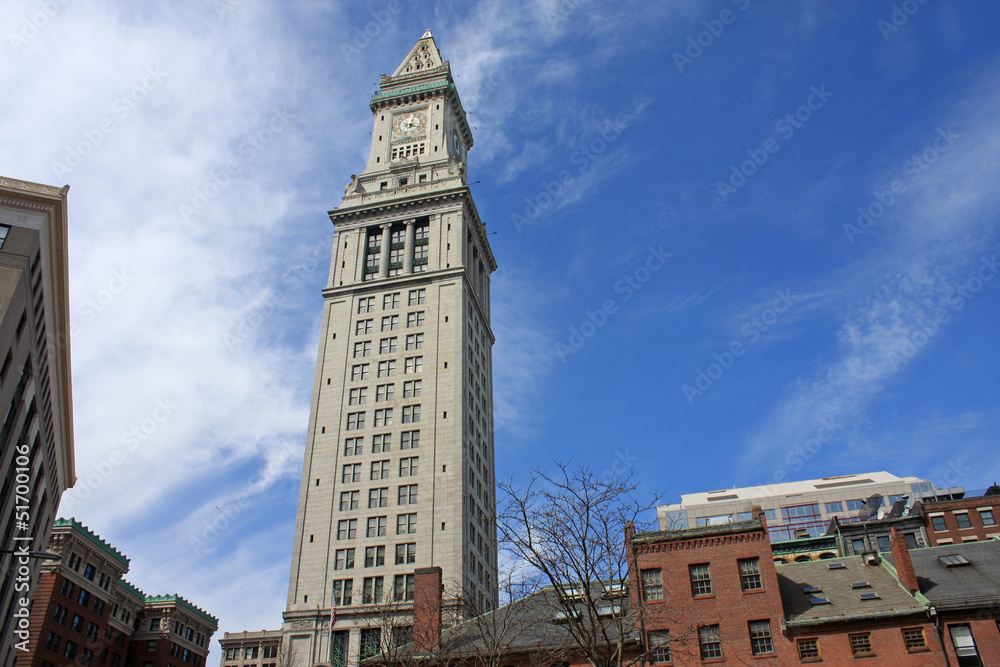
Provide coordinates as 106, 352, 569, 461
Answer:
378, 223, 392, 278
403, 218, 416, 274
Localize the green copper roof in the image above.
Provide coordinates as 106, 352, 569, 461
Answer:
118, 579, 146, 601
144, 594, 219, 627
371, 81, 454, 103
54, 517, 129, 569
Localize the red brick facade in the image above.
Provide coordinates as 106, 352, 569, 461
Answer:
19, 571, 124, 667
920, 496, 1000, 546
413, 566, 443, 653
629, 521, 786, 665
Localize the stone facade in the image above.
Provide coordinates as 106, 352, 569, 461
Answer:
223, 32, 499, 667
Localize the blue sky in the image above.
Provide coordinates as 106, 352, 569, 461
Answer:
3, 0, 1000, 660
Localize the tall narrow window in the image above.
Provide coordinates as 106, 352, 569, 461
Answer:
689, 564, 712, 596
641, 569, 663, 601
748, 620, 773, 655
698, 626, 722, 660
738, 558, 762, 591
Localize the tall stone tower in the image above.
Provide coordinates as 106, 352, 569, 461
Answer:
281, 32, 498, 666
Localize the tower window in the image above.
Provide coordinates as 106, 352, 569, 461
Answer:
419, 174, 427, 182
392, 143, 425, 160
380, 181, 387, 189
399, 178, 408, 186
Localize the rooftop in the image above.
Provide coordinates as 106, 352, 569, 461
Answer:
777, 555, 926, 627
633, 518, 765, 545
54, 517, 129, 569
661, 472, 927, 511
143, 594, 219, 628
884, 541, 1000, 610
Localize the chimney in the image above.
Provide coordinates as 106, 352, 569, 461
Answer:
889, 528, 919, 594
413, 566, 442, 653
751, 505, 768, 530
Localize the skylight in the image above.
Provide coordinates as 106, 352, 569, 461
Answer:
938, 554, 970, 567
827, 563, 847, 570
850, 581, 871, 589
802, 586, 822, 594
858, 592, 881, 600
808, 597, 831, 605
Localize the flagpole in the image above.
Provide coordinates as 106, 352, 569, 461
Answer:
329, 583, 338, 664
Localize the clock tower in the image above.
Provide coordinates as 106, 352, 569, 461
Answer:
278, 31, 499, 666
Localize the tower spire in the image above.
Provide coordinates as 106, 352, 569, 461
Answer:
391, 30, 443, 77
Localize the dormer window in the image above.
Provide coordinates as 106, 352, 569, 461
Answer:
399, 178, 408, 187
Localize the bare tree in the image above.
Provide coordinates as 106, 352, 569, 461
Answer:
497, 463, 661, 667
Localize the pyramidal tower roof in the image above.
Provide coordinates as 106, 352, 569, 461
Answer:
391, 29, 444, 77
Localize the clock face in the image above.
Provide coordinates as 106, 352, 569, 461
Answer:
393, 112, 427, 136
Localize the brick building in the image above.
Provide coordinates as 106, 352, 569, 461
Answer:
16, 518, 217, 667
919, 489, 1000, 546
628, 518, 786, 664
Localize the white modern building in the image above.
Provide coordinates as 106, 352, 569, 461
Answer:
657, 471, 957, 543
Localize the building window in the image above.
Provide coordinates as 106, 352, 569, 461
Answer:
64, 641, 78, 659
403, 380, 422, 398
53, 604, 67, 624
689, 563, 713, 596
347, 412, 366, 429
902, 628, 926, 651
396, 543, 416, 564
391, 142, 425, 159
401, 430, 420, 449
263, 646, 278, 659
739, 558, 762, 591
356, 319, 373, 335
955, 513, 972, 529
378, 360, 396, 378
332, 579, 353, 606
379, 337, 397, 354
342, 463, 361, 483
408, 289, 425, 306
931, 515, 948, 531
402, 404, 421, 423
371, 460, 390, 480
949, 624, 981, 666
381, 315, 399, 331
344, 438, 363, 455
348, 388, 367, 405
339, 491, 359, 511
398, 484, 418, 505
851, 538, 866, 554
376, 384, 395, 402
404, 356, 423, 374
372, 433, 391, 453
357, 297, 375, 314
797, 638, 820, 660
83, 564, 96, 581
849, 633, 873, 657
77, 589, 90, 606
748, 620, 773, 655
367, 516, 387, 537
979, 508, 996, 526
648, 631, 670, 664
698, 626, 722, 660
393, 574, 415, 601
405, 333, 423, 350
407, 311, 425, 328
147, 640, 157, 653
0, 225, 9, 250
362, 577, 384, 604
374, 408, 392, 426
397, 513, 417, 534
45, 631, 61, 651
825, 501, 844, 513
876, 535, 891, 552
399, 457, 419, 477
351, 364, 370, 381
369, 487, 388, 508
383, 293, 400, 309
353, 341, 371, 358
337, 519, 357, 540
365, 545, 385, 567
641, 569, 663, 601
335, 548, 355, 570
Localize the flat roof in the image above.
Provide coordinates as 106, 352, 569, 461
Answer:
660, 472, 927, 511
